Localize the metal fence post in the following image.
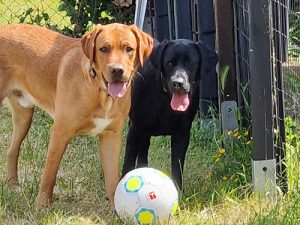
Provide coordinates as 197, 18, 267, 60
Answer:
249, 0, 277, 196
134, 0, 148, 29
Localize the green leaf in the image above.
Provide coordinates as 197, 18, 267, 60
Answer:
25, 8, 33, 16
42, 12, 49, 21
220, 66, 230, 93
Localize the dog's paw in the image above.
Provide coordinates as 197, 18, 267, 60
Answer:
106, 195, 116, 211
35, 192, 52, 209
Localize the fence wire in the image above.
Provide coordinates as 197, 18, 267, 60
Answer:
233, 0, 251, 126
279, 0, 300, 191
285, 0, 300, 118
0, 1, 70, 31
0, 0, 133, 37
234, 0, 300, 191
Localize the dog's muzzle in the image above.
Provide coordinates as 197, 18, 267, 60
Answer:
166, 70, 191, 112
169, 70, 190, 94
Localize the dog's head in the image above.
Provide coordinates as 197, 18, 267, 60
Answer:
81, 23, 153, 98
150, 39, 218, 111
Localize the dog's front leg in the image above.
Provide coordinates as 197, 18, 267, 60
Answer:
171, 132, 190, 190
36, 122, 73, 208
99, 130, 122, 210
122, 124, 151, 176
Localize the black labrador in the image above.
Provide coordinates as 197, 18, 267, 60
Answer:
122, 39, 218, 189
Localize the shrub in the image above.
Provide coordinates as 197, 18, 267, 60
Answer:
58, 0, 134, 37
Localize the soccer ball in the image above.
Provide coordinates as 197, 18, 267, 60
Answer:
114, 167, 178, 224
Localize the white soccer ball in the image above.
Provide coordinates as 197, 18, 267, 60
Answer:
114, 167, 179, 224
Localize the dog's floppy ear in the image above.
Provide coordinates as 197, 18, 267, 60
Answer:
149, 40, 169, 71
80, 24, 103, 67
130, 25, 154, 67
197, 41, 218, 75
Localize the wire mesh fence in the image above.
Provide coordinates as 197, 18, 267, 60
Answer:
280, 0, 300, 192
0, 0, 70, 34
233, 0, 251, 126
233, 0, 300, 192
0, 0, 62, 24
0, 0, 134, 37
285, 0, 300, 118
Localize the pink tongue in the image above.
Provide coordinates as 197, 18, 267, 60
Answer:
108, 82, 127, 98
171, 93, 190, 111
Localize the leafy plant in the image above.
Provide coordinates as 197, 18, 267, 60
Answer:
17, 7, 57, 30
284, 116, 300, 195
58, 0, 134, 37
16, 1, 134, 37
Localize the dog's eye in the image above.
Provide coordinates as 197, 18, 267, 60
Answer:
100, 47, 108, 53
168, 61, 173, 67
126, 46, 133, 52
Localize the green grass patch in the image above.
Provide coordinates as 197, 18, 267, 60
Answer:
1, 104, 300, 224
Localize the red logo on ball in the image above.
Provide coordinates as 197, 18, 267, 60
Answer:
149, 191, 157, 200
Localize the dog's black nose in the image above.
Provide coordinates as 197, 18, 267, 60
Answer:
111, 65, 124, 78
172, 80, 184, 90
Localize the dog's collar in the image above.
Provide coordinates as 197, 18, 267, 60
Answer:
160, 72, 168, 93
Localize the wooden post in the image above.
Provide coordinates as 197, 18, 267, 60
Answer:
214, 0, 238, 132
249, 0, 276, 196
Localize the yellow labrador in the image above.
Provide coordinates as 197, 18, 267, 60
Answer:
0, 23, 153, 208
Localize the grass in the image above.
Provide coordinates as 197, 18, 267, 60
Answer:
0, 103, 300, 224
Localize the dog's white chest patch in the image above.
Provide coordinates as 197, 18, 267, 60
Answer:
88, 118, 112, 136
